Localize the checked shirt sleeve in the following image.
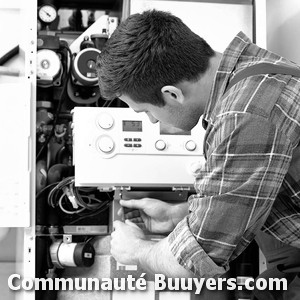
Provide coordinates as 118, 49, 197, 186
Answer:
168, 112, 293, 277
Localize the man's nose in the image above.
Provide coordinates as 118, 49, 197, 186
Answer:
146, 112, 158, 124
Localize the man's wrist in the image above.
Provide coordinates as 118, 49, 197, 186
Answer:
170, 202, 189, 228
136, 238, 156, 266
135, 237, 195, 278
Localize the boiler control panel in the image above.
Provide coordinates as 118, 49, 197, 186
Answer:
72, 107, 205, 188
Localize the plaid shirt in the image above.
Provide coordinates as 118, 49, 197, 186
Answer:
168, 32, 300, 277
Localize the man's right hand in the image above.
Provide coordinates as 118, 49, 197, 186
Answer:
118, 198, 189, 234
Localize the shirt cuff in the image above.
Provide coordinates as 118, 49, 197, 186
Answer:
167, 216, 228, 278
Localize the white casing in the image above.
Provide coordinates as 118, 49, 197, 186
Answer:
73, 107, 206, 188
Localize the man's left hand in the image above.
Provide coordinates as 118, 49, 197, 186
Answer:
111, 219, 147, 265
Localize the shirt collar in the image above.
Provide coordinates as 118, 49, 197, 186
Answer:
202, 32, 252, 128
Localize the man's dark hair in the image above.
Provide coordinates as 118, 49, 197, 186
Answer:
97, 10, 215, 106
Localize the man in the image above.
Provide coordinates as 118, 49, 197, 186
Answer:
97, 9, 300, 297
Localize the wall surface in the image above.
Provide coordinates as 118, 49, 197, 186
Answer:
266, 0, 300, 64
130, 0, 254, 52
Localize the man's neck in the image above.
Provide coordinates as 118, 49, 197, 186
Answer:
197, 52, 222, 113
173, 52, 223, 125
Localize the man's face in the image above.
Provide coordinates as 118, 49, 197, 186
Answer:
119, 94, 200, 131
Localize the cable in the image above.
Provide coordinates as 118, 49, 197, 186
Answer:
0, 45, 19, 66
47, 177, 113, 223
48, 177, 74, 207
36, 181, 60, 199
58, 193, 85, 215
78, 187, 97, 192
67, 200, 111, 225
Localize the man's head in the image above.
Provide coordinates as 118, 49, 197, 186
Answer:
96, 9, 216, 130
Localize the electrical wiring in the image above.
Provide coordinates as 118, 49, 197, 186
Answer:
36, 181, 60, 199
47, 176, 74, 207
58, 193, 85, 215
80, 195, 103, 205
67, 200, 111, 225
78, 187, 97, 192
72, 187, 104, 210
47, 176, 113, 222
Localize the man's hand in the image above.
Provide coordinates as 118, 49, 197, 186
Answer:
111, 220, 153, 265
110, 220, 194, 278
118, 198, 188, 234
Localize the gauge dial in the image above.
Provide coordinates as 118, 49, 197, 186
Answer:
38, 5, 57, 24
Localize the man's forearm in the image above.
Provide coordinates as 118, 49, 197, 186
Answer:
137, 236, 194, 278
170, 202, 189, 228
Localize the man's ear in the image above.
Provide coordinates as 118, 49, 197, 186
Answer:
161, 85, 184, 105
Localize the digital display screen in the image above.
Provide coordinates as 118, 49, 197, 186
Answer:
123, 120, 143, 132
160, 123, 191, 135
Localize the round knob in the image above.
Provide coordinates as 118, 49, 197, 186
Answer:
97, 113, 114, 129
185, 140, 197, 151
155, 139, 166, 151
97, 135, 114, 153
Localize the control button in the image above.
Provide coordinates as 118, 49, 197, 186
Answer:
97, 113, 114, 129
185, 140, 197, 151
124, 143, 133, 147
155, 139, 166, 151
124, 138, 132, 141
133, 138, 141, 142
97, 135, 114, 153
133, 144, 142, 148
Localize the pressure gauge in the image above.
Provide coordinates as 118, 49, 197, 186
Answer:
38, 4, 57, 24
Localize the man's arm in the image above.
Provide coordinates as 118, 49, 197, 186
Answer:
167, 112, 293, 276
111, 219, 194, 277
137, 236, 195, 278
